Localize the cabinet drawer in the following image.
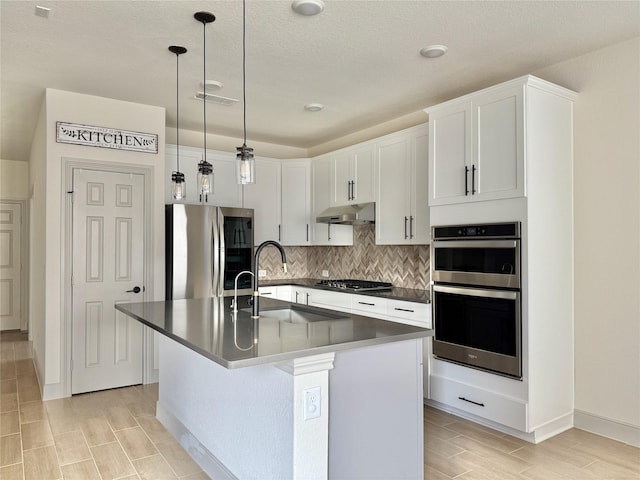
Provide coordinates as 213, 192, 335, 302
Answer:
386, 299, 431, 328
429, 374, 527, 431
351, 295, 387, 319
308, 289, 352, 313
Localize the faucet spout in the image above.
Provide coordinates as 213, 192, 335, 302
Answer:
232, 270, 255, 316
252, 240, 287, 318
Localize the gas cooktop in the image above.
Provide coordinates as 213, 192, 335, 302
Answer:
315, 279, 393, 292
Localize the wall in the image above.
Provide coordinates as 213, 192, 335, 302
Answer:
534, 38, 640, 436
32, 89, 166, 399
257, 224, 430, 290
0, 159, 29, 199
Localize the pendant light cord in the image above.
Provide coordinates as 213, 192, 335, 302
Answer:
202, 20, 207, 160
175, 52, 180, 172
242, 0, 247, 146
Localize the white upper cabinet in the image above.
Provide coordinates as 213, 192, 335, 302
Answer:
280, 159, 311, 246
311, 156, 353, 246
331, 144, 375, 206
375, 124, 429, 245
165, 145, 242, 207
427, 82, 524, 206
243, 158, 282, 245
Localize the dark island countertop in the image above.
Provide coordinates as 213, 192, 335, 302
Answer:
116, 296, 432, 369
258, 278, 431, 303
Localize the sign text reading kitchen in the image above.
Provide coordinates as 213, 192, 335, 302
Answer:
56, 122, 158, 154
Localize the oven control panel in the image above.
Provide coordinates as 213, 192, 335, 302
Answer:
432, 222, 520, 240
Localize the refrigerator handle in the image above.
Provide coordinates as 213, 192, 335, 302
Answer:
211, 209, 219, 296
216, 209, 226, 297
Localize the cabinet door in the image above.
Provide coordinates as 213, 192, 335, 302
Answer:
292, 287, 312, 305
376, 134, 411, 245
428, 102, 472, 206
243, 158, 281, 245
473, 86, 524, 200
165, 145, 242, 207
352, 145, 375, 204
410, 126, 430, 244
332, 151, 353, 205
281, 160, 311, 245
331, 144, 374, 205
311, 157, 353, 246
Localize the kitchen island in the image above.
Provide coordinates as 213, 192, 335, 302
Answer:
116, 296, 432, 480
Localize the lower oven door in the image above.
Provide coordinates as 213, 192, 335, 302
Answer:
432, 284, 521, 378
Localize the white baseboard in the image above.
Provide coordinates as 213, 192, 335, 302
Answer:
156, 402, 238, 480
574, 409, 640, 448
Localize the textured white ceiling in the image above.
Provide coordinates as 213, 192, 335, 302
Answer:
1, 0, 639, 161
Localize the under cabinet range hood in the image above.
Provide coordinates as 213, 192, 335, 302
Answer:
316, 203, 375, 225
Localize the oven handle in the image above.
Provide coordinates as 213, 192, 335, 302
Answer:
433, 284, 518, 300
433, 239, 518, 249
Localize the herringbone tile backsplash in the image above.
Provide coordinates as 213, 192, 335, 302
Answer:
257, 224, 430, 290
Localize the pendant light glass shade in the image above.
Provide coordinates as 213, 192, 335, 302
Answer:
195, 11, 216, 202
197, 157, 213, 202
236, 145, 255, 185
236, 0, 255, 184
168, 45, 187, 200
171, 171, 186, 199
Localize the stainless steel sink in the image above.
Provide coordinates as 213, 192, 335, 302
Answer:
251, 305, 346, 324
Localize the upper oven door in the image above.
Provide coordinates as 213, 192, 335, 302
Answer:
432, 239, 520, 288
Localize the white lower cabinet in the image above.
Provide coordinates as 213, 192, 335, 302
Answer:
386, 299, 431, 328
307, 289, 352, 314
429, 374, 527, 431
258, 285, 291, 302
291, 287, 312, 305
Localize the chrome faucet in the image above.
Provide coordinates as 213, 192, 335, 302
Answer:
252, 240, 287, 318
232, 270, 255, 316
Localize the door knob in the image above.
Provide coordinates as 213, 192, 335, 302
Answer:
126, 286, 142, 294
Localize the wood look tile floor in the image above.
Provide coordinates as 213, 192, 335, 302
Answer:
2, 330, 639, 479
0, 331, 208, 480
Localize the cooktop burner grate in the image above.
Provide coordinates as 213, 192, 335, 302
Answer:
315, 279, 393, 291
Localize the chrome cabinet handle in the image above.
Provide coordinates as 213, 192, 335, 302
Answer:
394, 307, 414, 313
409, 216, 414, 239
328, 223, 331, 241
306, 224, 309, 242
347, 181, 351, 201
295, 291, 299, 303
404, 216, 409, 239
278, 224, 281, 242
358, 301, 375, 306
126, 286, 142, 293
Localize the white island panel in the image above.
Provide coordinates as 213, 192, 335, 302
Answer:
158, 335, 294, 479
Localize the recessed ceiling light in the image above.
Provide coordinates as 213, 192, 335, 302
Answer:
420, 45, 448, 59
202, 80, 223, 90
292, 0, 325, 16
35, 5, 51, 18
304, 103, 324, 112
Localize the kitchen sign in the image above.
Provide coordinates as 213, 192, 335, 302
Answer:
56, 122, 158, 154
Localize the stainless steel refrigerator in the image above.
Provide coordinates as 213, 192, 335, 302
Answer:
165, 205, 254, 299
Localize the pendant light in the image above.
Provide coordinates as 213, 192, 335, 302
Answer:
236, 0, 255, 185
195, 11, 216, 203
169, 45, 187, 200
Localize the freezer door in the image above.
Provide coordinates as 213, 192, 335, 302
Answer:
219, 207, 254, 295
166, 204, 217, 299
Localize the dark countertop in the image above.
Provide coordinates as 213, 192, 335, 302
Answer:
258, 278, 431, 303
116, 296, 432, 369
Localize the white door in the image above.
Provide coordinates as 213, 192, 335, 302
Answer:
0, 203, 22, 331
72, 169, 145, 394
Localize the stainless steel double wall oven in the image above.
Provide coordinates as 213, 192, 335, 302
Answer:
431, 222, 522, 378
